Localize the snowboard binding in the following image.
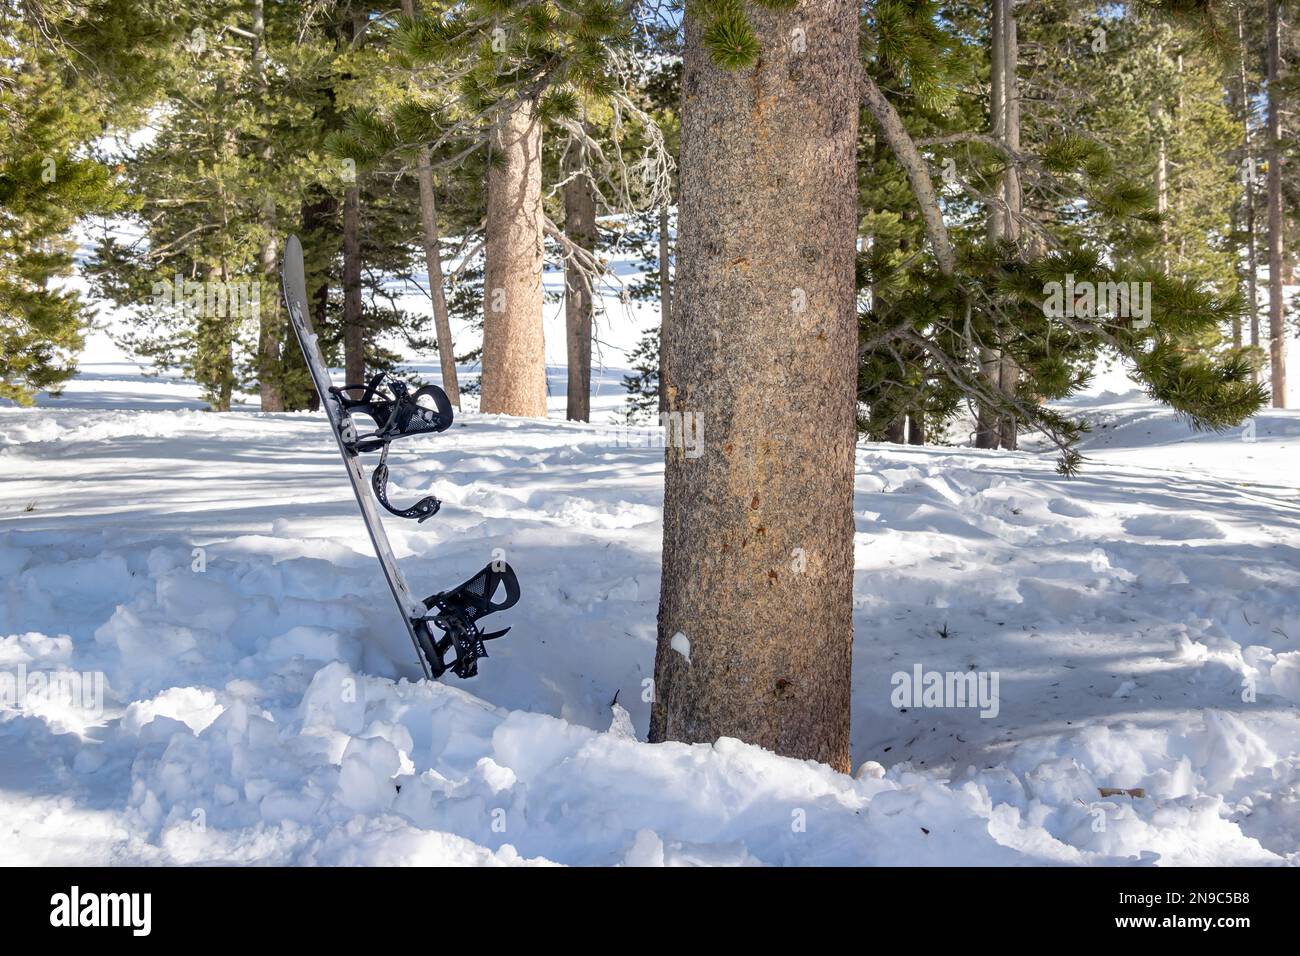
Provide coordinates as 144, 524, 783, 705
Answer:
418, 562, 521, 679
330, 372, 454, 522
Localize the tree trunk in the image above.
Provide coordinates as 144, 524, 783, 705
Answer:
981, 0, 1022, 450
1230, 9, 1247, 348
907, 411, 926, 445
997, 354, 1019, 450
403, 0, 460, 408
257, 204, 283, 410
978, 0, 1008, 450
480, 97, 546, 417
216, 361, 233, 412
1267, 0, 1287, 407
252, 0, 284, 412
1238, 6, 1261, 372
1155, 133, 1170, 263
988, 0, 1009, 243
297, 192, 336, 412
974, 347, 1001, 448
998, 0, 1022, 452
1248, 176, 1262, 374
563, 146, 596, 422
209, 79, 235, 415
214, 261, 234, 412
868, 120, 912, 447
649, 0, 859, 772
657, 203, 671, 414
342, 183, 364, 387
1175, 55, 1187, 265
416, 154, 461, 407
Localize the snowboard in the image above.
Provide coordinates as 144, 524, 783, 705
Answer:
280, 234, 519, 679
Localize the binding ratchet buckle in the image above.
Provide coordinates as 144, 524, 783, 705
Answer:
329, 371, 453, 522
418, 562, 521, 679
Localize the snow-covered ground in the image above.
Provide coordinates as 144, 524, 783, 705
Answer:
3, 330, 1299, 865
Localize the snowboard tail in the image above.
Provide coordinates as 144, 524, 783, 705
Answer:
280, 234, 519, 680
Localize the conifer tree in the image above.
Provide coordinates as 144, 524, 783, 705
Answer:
855, 0, 1266, 468
336, 1, 669, 415
89, 2, 331, 410
0, 2, 142, 404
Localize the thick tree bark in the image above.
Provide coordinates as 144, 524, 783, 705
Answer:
403, 0, 460, 408
649, 0, 859, 772
885, 416, 906, 443
342, 183, 364, 387
1267, 0, 1287, 407
480, 97, 547, 417
563, 148, 596, 422
657, 203, 671, 414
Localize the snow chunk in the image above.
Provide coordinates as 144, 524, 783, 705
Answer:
337, 736, 401, 813
1194, 711, 1275, 793
1265, 651, 1300, 704
623, 829, 665, 867
123, 687, 225, 735
265, 626, 361, 668
608, 703, 637, 739
299, 662, 367, 736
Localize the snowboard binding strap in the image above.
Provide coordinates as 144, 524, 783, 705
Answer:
330, 372, 454, 451
419, 562, 521, 679
329, 372, 453, 522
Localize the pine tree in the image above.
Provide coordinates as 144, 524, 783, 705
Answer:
380, 0, 666, 417
89, 1, 333, 410
0, 3, 134, 404
855, 0, 1267, 468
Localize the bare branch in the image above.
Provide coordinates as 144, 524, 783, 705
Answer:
860, 68, 957, 277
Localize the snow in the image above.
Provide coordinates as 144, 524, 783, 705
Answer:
2, 245, 1298, 865
3, 356, 1298, 866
